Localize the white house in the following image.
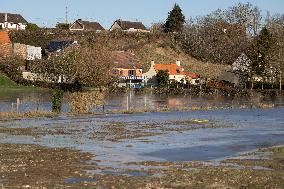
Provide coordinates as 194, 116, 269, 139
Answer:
143, 60, 186, 86
0, 13, 28, 30
110, 20, 149, 32
27, 45, 42, 60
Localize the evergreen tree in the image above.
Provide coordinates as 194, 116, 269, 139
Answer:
164, 4, 185, 33
251, 27, 274, 77
156, 70, 169, 87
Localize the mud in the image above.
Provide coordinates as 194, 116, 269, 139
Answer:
0, 143, 283, 188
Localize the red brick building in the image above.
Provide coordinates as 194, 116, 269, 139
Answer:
0, 30, 13, 58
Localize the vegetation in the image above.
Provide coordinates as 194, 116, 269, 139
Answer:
26, 23, 40, 31
156, 70, 169, 87
0, 73, 17, 87
51, 89, 64, 113
67, 91, 105, 114
164, 3, 185, 33
250, 27, 275, 78
5, 2, 284, 89
56, 23, 70, 30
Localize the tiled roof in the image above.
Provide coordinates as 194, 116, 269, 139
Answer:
185, 72, 200, 79
0, 13, 27, 23
154, 64, 185, 75
115, 20, 147, 30
0, 31, 11, 44
112, 51, 141, 69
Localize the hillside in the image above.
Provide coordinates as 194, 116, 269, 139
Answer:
9, 30, 228, 79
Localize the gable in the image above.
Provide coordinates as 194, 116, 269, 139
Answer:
70, 21, 84, 30
232, 53, 252, 73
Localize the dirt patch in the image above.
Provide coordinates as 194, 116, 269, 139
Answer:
0, 144, 284, 188
0, 144, 94, 188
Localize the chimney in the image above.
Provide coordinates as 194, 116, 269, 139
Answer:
4, 13, 8, 22
151, 60, 155, 67
176, 60, 181, 67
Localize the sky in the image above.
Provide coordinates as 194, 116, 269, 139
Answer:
1, 0, 284, 28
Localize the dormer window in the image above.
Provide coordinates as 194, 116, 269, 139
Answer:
176, 69, 180, 73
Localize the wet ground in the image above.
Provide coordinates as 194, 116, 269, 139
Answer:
1, 90, 284, 113
0, 108, 284, 188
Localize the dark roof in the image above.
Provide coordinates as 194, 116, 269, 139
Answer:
112, 51, 141, 69
46, 40, 76, 53
115, 20, 147, 30
72, 19, 104, 31
0, 13, 28, 23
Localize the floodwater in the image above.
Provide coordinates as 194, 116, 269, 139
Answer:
0, 90, 283, 113
0, 107, 284, 172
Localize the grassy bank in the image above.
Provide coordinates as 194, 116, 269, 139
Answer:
0, 73, 47, 92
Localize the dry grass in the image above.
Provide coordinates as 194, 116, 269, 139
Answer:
0, 111, 56, 119
67, 91, 105, 114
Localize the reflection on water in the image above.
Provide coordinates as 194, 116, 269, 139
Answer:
0, 90, 283, 113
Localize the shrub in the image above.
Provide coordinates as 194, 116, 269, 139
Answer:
67, 91, 105, 114
51, 89, 64, 113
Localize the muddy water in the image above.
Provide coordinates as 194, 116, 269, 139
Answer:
0, 90, 284, 112
0, 108, 283, 171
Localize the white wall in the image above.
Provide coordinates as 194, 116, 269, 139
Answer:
0, 22, 26, 30
27, 45, 42, 60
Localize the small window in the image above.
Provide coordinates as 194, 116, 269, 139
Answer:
176, 69, 180, 73
128, 70, 135, 76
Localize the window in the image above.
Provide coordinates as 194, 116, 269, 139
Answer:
128, 70, 135, 76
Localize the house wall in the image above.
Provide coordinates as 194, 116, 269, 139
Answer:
125, 28, 149, 33
115, 68, 142, 77
70, 21, 83, 31
0, 22, 26, 30
0, 43, 13, 57
110, 22, 122, 31
13, 43, 27, 59
27, 45, 42, 60
143, 63, 157, 86
169, 75, 186, 83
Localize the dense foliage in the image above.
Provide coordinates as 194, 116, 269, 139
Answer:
156, 70, 169, 87
164, 4, 185, 33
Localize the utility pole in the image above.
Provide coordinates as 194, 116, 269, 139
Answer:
280, 71, 282, 91
65, 4, 68, 24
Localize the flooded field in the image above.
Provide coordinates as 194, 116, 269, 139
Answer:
1, 90, 284, 113
0, 90, 284, 188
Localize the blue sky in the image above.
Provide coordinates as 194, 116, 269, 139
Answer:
1, 0, 284, 28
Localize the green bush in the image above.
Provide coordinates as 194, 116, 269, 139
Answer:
51, 89, 64, 113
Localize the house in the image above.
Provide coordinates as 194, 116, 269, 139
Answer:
13, 43, 42, 61
185, 72, 201, 85
0, 30, 13, 57
232, 53, 252, 74
219, 53, 252, 88
0, 13, 28, 30
45, 40, 78, 56
143, 60, 187, 86
110, 20, 149, 32
112, 51, 143, 88
69, 19, 104, 32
